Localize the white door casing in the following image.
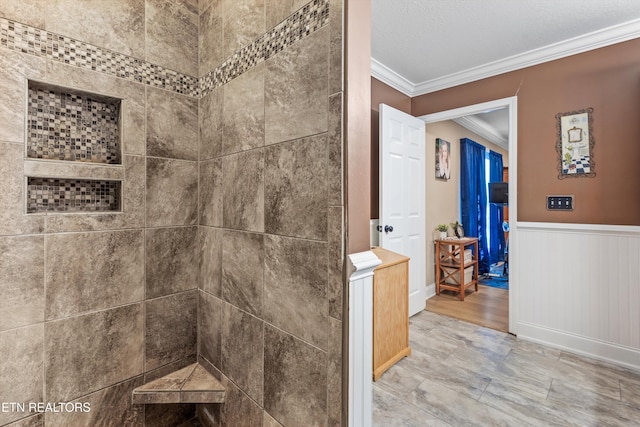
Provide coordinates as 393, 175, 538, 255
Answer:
379, 103, 427, 317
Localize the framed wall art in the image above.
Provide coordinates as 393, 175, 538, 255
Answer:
436, 138, 451, 180
556, 108, 595, 179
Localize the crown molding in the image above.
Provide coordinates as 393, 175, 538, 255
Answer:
370, 58, 415, 97
372, 18, 640, 98
452, 116, 508, 150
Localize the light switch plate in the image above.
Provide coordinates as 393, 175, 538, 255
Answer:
547, 195, 574, 211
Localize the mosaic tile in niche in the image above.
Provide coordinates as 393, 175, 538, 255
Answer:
27, 177, 121, 213
27, 83, 121, 164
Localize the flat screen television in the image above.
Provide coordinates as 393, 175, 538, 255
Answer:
489, 182, 508, 204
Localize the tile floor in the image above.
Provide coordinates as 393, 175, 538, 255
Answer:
373, 310, 640, 426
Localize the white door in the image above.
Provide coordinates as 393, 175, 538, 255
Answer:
379, 103, 426, 317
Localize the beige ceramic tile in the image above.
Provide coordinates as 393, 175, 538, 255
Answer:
263, 411, 284, 427
198, 290, 222, 367
45, 0, 145, 59
145, 291, 197, 371
145, 226, 198, 299
45, 230, 144, 320
198, 226, 222, 297
146, 0, 198, 75
0, 143, 44, 236
264, 234, 328, 350
0, 236, 44, 331
222, 149, 264, 232
328, 206, 344, 320
327, 317, 342, 427
328, 0, 343, 95
221, 0, 265, 58
265, 0, 308, 29
146, 157, 198, 227
221, 230, 264, 316
328, 93, 343, 206
0, 47, 46, 144
146, 86, 198, 160
0, 324, 43, 426
45, 304, 144, 402
3, 414, 44, 427
0, 0, 45, 27
199, 87, 223, 160
199, 0, 223, 77
264, 134, 328, 240
221, 304, 264, 405
199, 159, 223, 227
264, 325, 327, 426
265, 27, 328, 145
217, 374, 264, 427
45, 377, 144, 427
222, 63, 265, 155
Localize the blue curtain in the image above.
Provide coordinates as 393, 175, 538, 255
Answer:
488, 150, 505, 264
460, 138, 489, 274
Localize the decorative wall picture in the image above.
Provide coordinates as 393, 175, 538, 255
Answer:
436, 138, 451, 180
556, 108, 595, 178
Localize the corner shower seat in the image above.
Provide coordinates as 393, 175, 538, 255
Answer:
132, 363, 226, 404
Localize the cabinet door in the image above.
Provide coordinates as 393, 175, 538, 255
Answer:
373, 262, 409, 371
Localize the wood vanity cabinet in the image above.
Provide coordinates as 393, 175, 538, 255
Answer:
371, 247, 411, 381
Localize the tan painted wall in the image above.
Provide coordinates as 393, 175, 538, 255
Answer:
424, 120, 508, 285
412, 37, 640, 226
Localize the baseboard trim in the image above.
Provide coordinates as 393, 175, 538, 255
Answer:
425, 283, 436, 300
516, 321, 640, 372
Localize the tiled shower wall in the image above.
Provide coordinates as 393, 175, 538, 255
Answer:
196, 0, 343, 426
0, 0, 344, 427
1, 0, 200, 426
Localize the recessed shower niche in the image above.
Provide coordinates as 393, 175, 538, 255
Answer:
26, 81, 123, 214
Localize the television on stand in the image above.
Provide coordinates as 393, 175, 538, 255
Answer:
488, 182, 508, 205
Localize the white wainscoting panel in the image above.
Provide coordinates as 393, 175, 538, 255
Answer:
515, 222, 640, 370
347, 251, 381, 427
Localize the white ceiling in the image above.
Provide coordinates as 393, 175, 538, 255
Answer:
452, 108, 509, 150
372, 0, 640, 97
371, 0, 640, 150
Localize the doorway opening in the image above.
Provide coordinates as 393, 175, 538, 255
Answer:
418, 96, 518, 334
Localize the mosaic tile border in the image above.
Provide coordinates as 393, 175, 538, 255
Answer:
27, 177, 121, 213
0, 19, 199, 96
27, 83, 121, 164
200, 0, 330, 95
0, 0, 329, 98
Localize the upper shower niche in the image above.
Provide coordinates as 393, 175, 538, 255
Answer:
27, 81, 122, 164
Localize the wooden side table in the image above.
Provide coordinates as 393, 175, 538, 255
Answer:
371, 247, 411, 381
434, 237, 479, 301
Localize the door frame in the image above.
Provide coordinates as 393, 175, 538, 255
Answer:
418, 96, 518, 334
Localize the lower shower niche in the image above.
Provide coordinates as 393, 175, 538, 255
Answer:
27, 177, 121, 214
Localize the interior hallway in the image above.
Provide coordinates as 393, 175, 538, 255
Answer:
373, 310, 640, 426
426, 284, 509, 333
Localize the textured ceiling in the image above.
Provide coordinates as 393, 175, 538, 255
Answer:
372, 0, 640, 87
372, 0, 640, 150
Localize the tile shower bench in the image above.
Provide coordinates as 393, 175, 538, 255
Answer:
132, 363, 225, 404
